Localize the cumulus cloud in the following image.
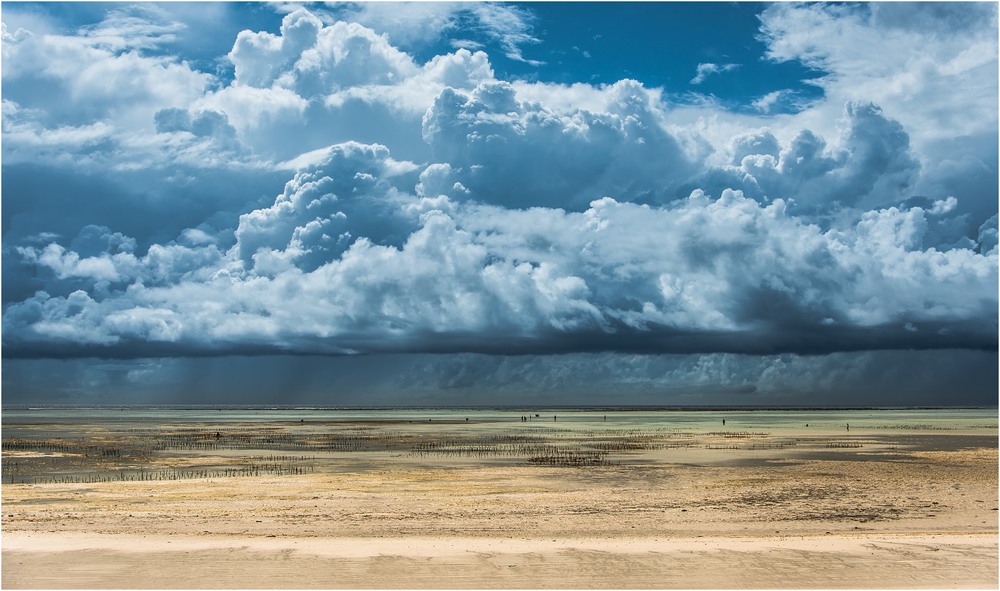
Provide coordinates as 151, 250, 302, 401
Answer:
229, 9, 419, 94
1, 3, 996, 371
0, 9, 264, 186
185, 12, 501, 162
4, 140, 996, 358
758, 2, 998, 225
695, 102, 921, 212
1, 18, 211, 132
421, 79, 700, 208
233, 141, 420, 271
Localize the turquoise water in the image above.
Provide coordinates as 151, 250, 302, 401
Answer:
2, 406, 996, 432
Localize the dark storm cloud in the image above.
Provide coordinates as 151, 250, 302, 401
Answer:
4, 350, 996, 407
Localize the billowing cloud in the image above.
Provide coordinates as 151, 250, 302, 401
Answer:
758, 2, 998, 226
187, 10, 500, 163
233, 141, 420, 271
229, 9, 418, 94
4, 139, 996, 358
422, 79, 700, 208
695, 102, 920, 211
1, 18, 211, 132
2, 3, 996, 388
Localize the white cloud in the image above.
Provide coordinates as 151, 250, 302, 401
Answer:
1, 18, 211, 132
751, 89, 793, 113
761, 3, 997, 126
690, 62, 740, 85
421, 79, 700, 208
2, 4, 996, 365
323, 48, 495, 116
325, 2, 462, 49
467, 2, 542, 65
5, 143, 996, 356
186, 15, 499, 162
233, 141, 418, 271
76, 4, 185, 51
695, 102, 920, 211
1, 10, 232, 178
323, 1, 541, 65
451, 39, 484, 51
758, 3, 997, 173
196, 84, 308, 133
230, 9, 419, 95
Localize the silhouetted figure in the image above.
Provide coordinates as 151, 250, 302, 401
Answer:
554, 415, 557, 422
215, 432, 221, 439
846, 423, 850, 431
722, 419, 726, 426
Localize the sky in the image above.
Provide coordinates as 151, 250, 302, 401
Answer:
1, 1, 997, 407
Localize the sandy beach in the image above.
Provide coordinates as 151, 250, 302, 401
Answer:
2, 411, 997, 588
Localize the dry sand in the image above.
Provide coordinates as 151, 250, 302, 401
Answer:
2, 420, 997, 588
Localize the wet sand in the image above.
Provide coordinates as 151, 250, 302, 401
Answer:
2, 417, 997, 588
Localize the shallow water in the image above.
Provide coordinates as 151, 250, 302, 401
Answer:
2, 405, 996, 485
3, 405, 996, 433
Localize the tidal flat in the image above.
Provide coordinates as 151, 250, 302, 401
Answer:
2, 408, 997, 589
